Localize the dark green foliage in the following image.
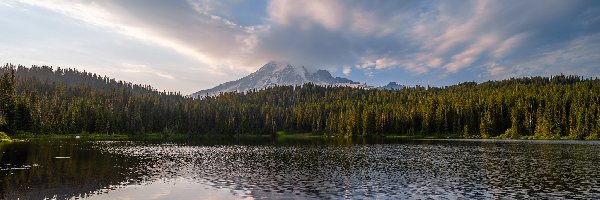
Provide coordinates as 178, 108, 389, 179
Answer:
0, 69, 16, 131
14, 100, 32, 131
1, 63, 599, 139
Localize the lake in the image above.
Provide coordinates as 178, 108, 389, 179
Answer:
1, 138, 600, 199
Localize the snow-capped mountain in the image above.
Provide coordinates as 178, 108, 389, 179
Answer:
378, 82, 405, 90
190, 61, 363, 97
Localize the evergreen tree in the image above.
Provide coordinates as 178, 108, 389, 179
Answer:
0, 69, 16, 132
0, 64, 597, 139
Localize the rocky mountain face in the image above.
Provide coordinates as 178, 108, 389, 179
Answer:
378, 82, 405, 90
190, 61, 362, 98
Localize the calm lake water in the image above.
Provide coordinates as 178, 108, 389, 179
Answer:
1, 138, 600, 199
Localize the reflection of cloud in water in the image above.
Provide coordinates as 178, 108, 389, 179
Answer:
0, 140, 153, 199
3, 139, 600, 199
86, 178, 250, 200
92, 140, 600, 199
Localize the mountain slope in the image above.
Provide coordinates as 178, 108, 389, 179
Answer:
190, 61, 362, 97
378, 82, 405, 90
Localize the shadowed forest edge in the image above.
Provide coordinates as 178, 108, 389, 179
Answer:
1, 64, 599, 140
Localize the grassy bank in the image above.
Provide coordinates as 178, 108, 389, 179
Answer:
0, 132, 13, 142
0, 132, 27, 142
384, 133, 462, 139
12, 132, 129, 140
8, 130, 599, 141
275, 131, 329, 139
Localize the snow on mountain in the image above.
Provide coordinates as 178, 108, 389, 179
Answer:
378, 82, 405, 90
190, 61, 362, 98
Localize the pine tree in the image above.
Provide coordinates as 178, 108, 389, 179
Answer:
0, 63, 599, 139
0, 69, 16, 132
479, 110, 494, 139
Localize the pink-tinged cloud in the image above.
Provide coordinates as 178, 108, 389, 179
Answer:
3, 0, 600, 91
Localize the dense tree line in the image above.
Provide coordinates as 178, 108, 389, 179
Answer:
1, 64, 599, 139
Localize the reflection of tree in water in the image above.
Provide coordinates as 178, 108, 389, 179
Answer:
2, 139, 600, 199
480, 141, 600, 199
0, 140, 150, 199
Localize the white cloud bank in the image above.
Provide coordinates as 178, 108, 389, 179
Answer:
4, 0, 600, 92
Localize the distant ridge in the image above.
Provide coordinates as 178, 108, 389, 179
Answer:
190, 61, 363, 97
378, 82, 405, 90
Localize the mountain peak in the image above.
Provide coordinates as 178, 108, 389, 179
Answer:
266, 60, 291, 66
190, 61, 362, 98
260, 61, 290, 71
378, 82, 405, 90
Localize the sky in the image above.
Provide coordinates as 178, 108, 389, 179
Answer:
1, 0, 599, 94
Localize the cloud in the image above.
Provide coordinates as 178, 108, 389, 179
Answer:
509, 33, 600, 77
121, 63, 175, 80
342, 65, 351, 76
375, 57, 402, 70
8, 0, 600, 90
17, 0, 269, 73
487, 64, 507, 77
268, 0, 345, 31
443, 34, 499, 73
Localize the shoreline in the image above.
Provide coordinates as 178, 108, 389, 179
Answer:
9, 132, 599, 141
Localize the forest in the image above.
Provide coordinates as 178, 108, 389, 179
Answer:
0, 63, 599, 140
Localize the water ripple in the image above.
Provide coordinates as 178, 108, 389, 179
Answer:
81, 140, 600, 199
